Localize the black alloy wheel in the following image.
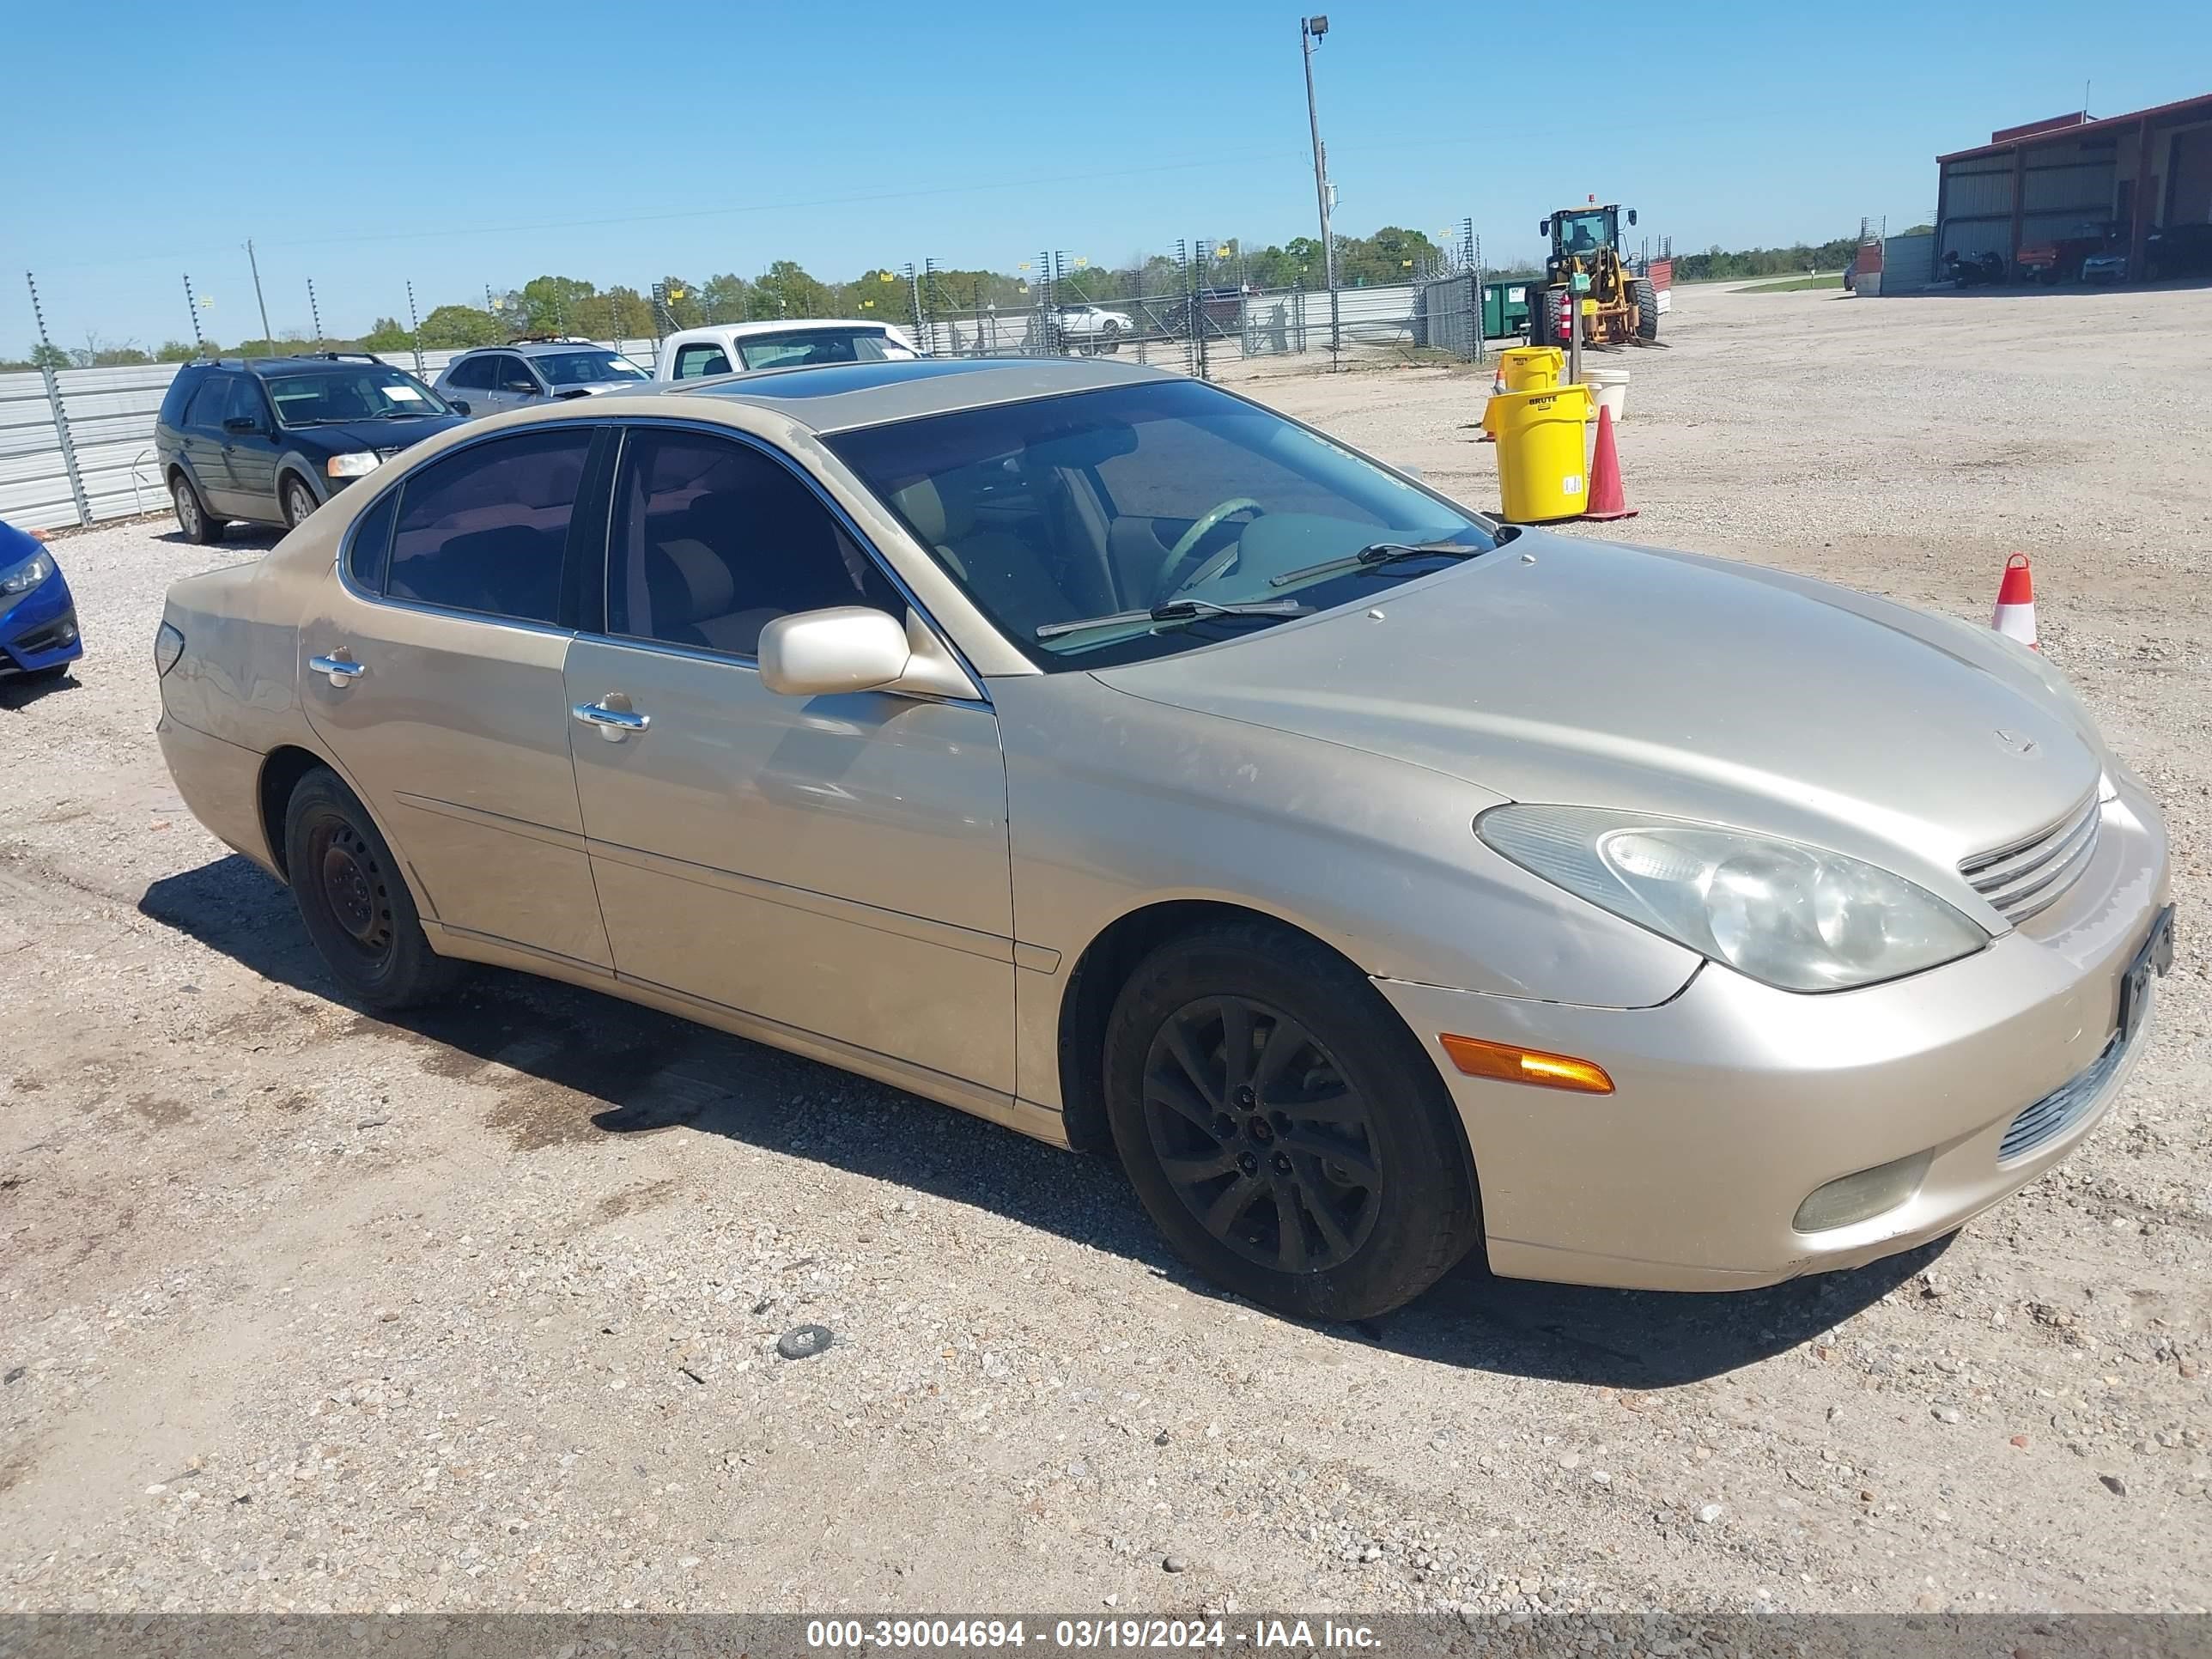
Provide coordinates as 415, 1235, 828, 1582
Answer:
1142, 995, 1380, 1273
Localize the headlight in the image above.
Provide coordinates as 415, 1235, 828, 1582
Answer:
1477, 805, 1988, 993
0, 551, 54, 595
325, 453, 381, 479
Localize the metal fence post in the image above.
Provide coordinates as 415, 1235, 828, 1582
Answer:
39, 367, 93, 527
26, 272, 92, 526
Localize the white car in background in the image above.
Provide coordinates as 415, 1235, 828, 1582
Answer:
1052, 304, 1135, 353
657, 320, 923, 381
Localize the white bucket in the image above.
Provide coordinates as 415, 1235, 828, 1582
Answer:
1582, 368, 1630, 423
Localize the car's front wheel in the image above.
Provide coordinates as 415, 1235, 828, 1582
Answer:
171, 473, 223, 545
1104, 921, 1480, 1321
283, 767, 463, 1012
281, 474, 319, 530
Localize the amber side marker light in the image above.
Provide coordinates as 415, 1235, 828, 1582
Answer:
1439, 1033, 1615, 1095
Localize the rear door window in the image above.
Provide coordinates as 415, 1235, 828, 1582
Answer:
385, 429, 595, 624
445, 356, 495, 391
672, 343, 733, 380
184, 374, 233, 428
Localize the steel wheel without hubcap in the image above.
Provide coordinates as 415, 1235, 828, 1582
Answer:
309, 819, 395, 968
283, 478, 317, 528
1143, 994, 1381, 1273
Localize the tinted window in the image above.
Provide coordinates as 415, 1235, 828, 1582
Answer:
494, 356, 541, 392
386, 429, 592, 623
184, 374, 232, 428
264, 366, 447, 424
348, 488, 398, 592
445, 356, 495, 391
225, 377, 271, 429
538, 349, 650, 387
607, 428, 897, 658
672, 343, 732, 380
737, 330, 891, 371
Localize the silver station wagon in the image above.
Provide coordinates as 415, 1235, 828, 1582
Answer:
153, 358, 2172, 1320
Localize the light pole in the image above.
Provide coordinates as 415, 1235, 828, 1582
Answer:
1300, 15, 1340, 367
245, 239, 274, 353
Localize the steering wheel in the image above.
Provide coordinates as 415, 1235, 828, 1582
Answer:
1153, 497, 1263, 604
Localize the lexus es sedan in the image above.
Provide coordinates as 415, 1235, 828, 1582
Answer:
152, 357, 2172, 1320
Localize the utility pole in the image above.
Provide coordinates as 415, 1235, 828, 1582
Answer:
245, 239, 273, 352
1300, 15, 1340, 368
307, 277, 325, 349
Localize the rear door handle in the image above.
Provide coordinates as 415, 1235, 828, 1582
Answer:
308, 653, 367, 687
573, 699, 650, 741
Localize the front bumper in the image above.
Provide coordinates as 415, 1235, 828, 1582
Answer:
0, 569, 84, 674
1376, 779, 2171, 1291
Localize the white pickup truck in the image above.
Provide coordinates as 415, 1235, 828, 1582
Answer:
656, 320, 923, 381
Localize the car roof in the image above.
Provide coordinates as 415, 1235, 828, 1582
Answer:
183, 354, 394, 375
671, 319, 903, 343
666, 356, 1176, 434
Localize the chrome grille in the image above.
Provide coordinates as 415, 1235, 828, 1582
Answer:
1960, 791, 2101, 926
1999, 1024, 2133, 1164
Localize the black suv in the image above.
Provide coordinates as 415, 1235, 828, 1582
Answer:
155, 354, 466, 543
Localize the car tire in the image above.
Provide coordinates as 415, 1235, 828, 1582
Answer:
283, 767, 463, 1012
171, 473, 224, 545
1103, 921, 1480, 1322
1100, 321, 1121, 356
281, 474, 319, 530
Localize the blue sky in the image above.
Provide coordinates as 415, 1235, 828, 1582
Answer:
8, 0, 2207, 349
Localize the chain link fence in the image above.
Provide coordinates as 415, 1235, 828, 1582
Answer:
9, 222, 1535, 532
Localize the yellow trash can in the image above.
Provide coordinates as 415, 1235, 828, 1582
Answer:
1497, 345, 1565, 392
1482, 344, 1567, 439
1492, 382, 1593, 522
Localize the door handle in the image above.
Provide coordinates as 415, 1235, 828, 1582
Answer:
572, 699, 651, 741
308, 653, 367, 688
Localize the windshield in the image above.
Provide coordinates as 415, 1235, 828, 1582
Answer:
535, 349, 651, 386
264, 368, 451, 425
827, 379, 1498, 669
738, 330, 895, 371
1553, 210, 1613, 252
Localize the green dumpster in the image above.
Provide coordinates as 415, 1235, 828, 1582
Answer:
1482, 279, 1532, 340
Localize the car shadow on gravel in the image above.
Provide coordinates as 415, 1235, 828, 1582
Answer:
143, 852, 1944, 1389
0, 671, 82, 710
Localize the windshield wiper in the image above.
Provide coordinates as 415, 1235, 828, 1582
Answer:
1036, 598, 1310, 642
1267, 539, 1485, 589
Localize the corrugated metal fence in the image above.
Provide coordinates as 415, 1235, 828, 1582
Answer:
0, 340, 659, 533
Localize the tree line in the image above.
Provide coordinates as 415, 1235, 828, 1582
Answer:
3, 222, 1636, 371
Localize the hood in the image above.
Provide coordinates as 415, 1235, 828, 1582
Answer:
295, 413, 468, 452
1096, 532, 2102, 888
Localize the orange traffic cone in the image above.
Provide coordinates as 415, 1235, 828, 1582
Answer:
1991, 553, 2037, 648
1579, 404, 1637, 521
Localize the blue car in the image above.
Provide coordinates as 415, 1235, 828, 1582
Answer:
0, 520, 83, 683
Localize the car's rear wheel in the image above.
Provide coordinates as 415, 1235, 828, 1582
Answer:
1103, 921, 1480, 1321
281, 474, 319, 530
171, 474, 223, 545
283, 768, 462, 1012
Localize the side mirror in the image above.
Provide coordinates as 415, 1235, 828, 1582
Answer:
448, 398, 471, 415
222, 415, 260, 434
757, 606, 978, 701
1627, 210, 1638, 227
1538, 218, 1550, 236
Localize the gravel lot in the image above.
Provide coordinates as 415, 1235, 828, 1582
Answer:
3, 282, 2208, 1617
